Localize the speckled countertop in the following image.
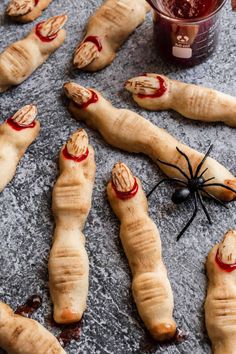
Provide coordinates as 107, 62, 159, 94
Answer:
0, 1, 235, 353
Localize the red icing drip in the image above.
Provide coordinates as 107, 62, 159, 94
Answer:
48, 315, 82, 348
7, 117, 36, 131
15, 295, 42, 318
138, 75, 167, 99
83, 36, 102, 51
35, 0, 39, 5
112, 178, 139, 200
215, 248, 236, 272
57, 324, 81, 348
62, 146, 89, 163
35, 22, 58, 42
74, 90, 98, 110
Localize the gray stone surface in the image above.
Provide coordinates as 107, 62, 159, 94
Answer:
0, 1, 235, 353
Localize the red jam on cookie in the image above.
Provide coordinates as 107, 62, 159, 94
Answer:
35, 22, 58, 42
215, 248, 236, 272
112, 178, 139, 200
62, 145, 89, 163
138, 75, 167, 99
7, 117, 36, 131
75, 90, 99, 110
83, 36, 102, 51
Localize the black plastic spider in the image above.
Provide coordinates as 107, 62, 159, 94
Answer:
147, 145, 236, 241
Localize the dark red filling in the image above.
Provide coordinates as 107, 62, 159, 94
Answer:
7, 117, 36, 131
83, 36, 102, 51
62, 145, 89, 163
215, 248, 236, 272
57, 323, 81, 348
138, 75, 167, 99
35, 0, 39, 5
35, 22, 58, 42
161, 0, 217, 19
112, 178, 139, 200
74, 90, 98, 110
15, 295, 42, 318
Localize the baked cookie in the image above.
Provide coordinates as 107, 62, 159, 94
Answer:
0, 14, 67, 93
125, 73, 236, 127
0, 300, 65, 353
6, 0, 53, 23
107, 162, 176, 341
64, 82, 236, 202
0, 105, 40, 192
205, 230, 236, 354
73, 0, 150, 71
48, 129, 96, 324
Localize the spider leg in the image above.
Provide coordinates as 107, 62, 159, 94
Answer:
203, 177, 215, 183
194, 144, 213, 178
199, 187, 229, 209
147, 178, 187, 198
199, 168, 208, 178
177, 194, 198, 241
176, 147, 193, 178
203, 183, 236, 195
196, 190, 212, 224
156, 158, 189, 180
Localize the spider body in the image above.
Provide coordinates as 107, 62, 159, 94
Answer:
187, 176, 205, 192
147, 145, 236, 240
172, 177, 205, 204
171, 188, 190, 204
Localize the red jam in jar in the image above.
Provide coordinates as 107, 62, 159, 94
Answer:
148, 0, 226, 66
161, 0, 218, 19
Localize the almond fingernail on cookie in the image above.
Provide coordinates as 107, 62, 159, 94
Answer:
0, 105, 40, 192
0, 301, 66, 354
107, 162, 176, 341
0, 14, 67, 93
6, 0, 53, 23
205, 230, 236, 354
48, 129, 96, 324
73, 0, 150, 71
64, 82, 236, 202
125, 73, 236, 127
